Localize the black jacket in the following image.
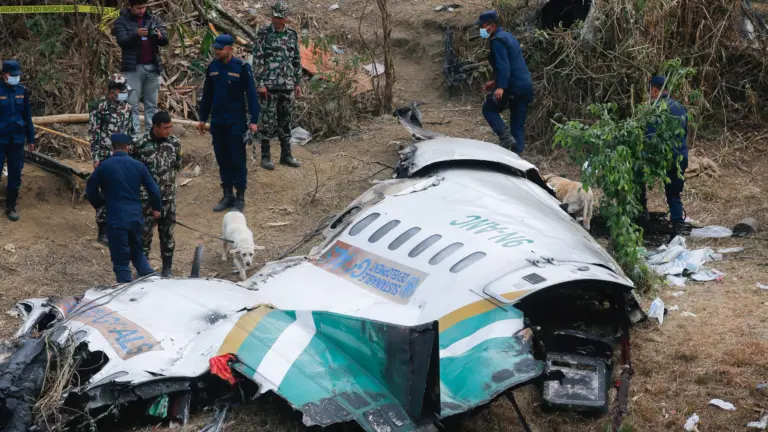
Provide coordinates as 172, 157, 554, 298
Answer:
113, 9, 169, 73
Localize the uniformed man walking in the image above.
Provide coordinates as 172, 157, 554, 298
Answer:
197, 34, 260, 212
253, 1, 302, 170
0, 60, 35, 222
476, 10, 533, 155
86, 133, 162, 283
89, 73, 136, 244
130, 111, 181, 277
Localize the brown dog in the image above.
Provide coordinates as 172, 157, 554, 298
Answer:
543, 174, 594, 230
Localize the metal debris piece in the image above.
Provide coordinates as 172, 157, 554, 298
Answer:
708, 399, 736, 411
684, 413, 700, 431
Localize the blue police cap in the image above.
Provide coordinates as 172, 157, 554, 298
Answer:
2, 60, 21, 76
649, 76, 667, 88
475, 10, 499, 26
212, 34, 235, 49
111, 133, 134, 146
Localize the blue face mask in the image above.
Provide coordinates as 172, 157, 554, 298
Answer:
117, 92, 129, 102
7, 76, 20, 85
480, 28, 490, 39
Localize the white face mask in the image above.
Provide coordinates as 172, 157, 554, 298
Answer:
7, 76, 20, 85
117, 92, 129, 102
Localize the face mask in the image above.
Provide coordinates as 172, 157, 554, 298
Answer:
7, 76, 20, 85
480, 28, 490, 39
117, 92, 129, 102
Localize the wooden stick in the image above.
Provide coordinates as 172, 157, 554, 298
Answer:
33, 114, 209, 129
35, 125, 89, 146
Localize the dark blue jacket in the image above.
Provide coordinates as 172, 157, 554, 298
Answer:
647, 94, 688, 160
198, 57, 260, 135
86, 152, 162, 228
0, 82, 35, 146
488, 28, 533, 99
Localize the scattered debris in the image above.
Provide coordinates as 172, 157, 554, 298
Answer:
758, 383, 768, 390
680, 311, 697, 317
180, 178, 194, 186
690, 225, 733, 238
265, 222, 290, 227
363, 62, 386, 77
667, 275, 686, 287
331, 45, 344, 54
194, 165, 202, 177
717, 247, 744, 254
435, 3, 462, 12
670, 291, 686, 297
200, 404, 230, 432
709, 399, 736, 411
757, 282, 768, 290
329, 3, 339, 11
147, 394, 170, 418
3, 244, 16, 253
691, 268, 725, 282
733, 217, 761, 236
668, 305, 679, 311
645, 236, 724, 282
647, 297, 666, 325
290, 127, 312, 146
747, 411, 768, 430
684, 413, 700, 431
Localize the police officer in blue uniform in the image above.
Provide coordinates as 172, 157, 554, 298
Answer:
197, 34, 260, 213
642, 76, 689, 227
86, 133, 163, 283
476, 11, 533, 155
0, 60, 35, 221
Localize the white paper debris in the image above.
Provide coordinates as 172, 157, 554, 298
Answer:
684, 413, 700, 431
670, 291, 685, 297
290, 127, 312, 146
680, 311, 697, 317
647, 297, 665, 325
645, 236, 722, 282
3, 244, 16, 253
690, 225, 733, 238
691, 268, 725, 282
668, 305, 679, 311
363, 62, 386, 76
329, 3, 340, 11
667, 275, 686, 287
757, 283, 768, 290
717, 247, 743, 254
746, 412, 768, 430
709, 399, 736, 411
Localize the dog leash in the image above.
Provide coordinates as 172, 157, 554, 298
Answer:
172, 220, 235, 243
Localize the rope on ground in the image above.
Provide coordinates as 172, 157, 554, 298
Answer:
276, 213, 336, 260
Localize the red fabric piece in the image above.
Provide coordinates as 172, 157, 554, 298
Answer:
138, 18, 154, 65
210, 353, 237, 385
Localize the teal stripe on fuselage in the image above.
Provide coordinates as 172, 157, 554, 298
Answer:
438, 305, 524, 349
232, 310, 297, 379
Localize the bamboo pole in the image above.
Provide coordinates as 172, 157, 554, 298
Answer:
36, 125, 90, 146
33, 114, 209, 129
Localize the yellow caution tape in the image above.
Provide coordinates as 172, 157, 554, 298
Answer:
0, 5, 119, 30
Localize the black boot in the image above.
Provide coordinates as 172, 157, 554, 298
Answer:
213, 186, 235, 212
499, 132, 517, 151
5, 189, 19, 222
261, 139, 275, 171
97, 224, 109, 245
234, 189, 245, 212
279, 140, 300, 168
161, 255, 173, 277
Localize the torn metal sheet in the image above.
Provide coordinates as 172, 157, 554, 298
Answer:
7, 138, 643, 432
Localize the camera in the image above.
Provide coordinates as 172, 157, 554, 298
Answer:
145, 22, 158, 38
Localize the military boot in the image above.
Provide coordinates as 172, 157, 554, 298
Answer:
234, 189, 246, 212
96, 224, 109, 246
161, 255, 173, 277
260, 139, 275, 171
499, 131, 517, 152
5, 189, 19, 222
213, 186, 235, 212
279, 140, 301, 168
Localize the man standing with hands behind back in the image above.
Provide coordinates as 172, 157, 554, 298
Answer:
113, 0, 168, 132
197, 35, 260, 213
253, 1, 302, 170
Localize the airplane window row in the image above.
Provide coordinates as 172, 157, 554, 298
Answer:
347, 213, 486, 273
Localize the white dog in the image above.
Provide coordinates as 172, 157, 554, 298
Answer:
221, 211, 264, 280
543, 174, 594, 231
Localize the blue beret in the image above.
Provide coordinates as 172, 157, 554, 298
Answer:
475, 10, 499, 26
649, 76, 667, 88
2, 60, 21, 76
111, 133, 133, 146
212, 34, 235, 49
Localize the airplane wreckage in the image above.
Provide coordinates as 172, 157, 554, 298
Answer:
2, 127, 647, 432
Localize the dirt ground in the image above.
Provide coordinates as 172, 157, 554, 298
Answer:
2, 0, 768, 430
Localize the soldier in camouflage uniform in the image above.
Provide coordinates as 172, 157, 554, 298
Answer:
253, 1, 302, 170
130, 111, 181, 277
89, 73, 136, 245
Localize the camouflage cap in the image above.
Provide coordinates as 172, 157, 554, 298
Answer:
108, 73, 131, 91
272, 1, 288, 18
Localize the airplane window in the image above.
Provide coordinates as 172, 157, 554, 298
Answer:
388, 227, 422, 250
429, 242, 464, 265
450, 252, 487, 273
348, 212, 381, 236
368, 220, 401, 243
409, 234, 442, 258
